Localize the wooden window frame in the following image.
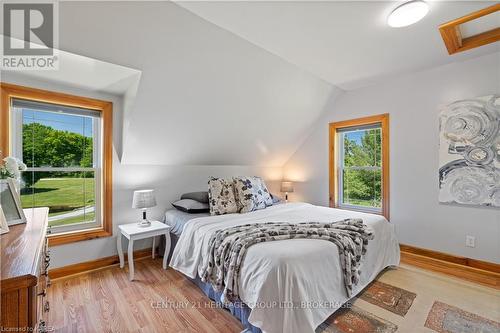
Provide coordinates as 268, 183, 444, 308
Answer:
439, 3, 500, 55
329, 114, 390, 220
0, 83, 113, 246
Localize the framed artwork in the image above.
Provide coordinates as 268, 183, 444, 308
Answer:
0, 178, 26, 225
0, 206, 8, 235
438, 95, 499, 207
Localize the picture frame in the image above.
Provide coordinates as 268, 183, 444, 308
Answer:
0, 178, 26, 225
0, 206, 9, 235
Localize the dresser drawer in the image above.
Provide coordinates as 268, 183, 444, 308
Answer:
37, 237, 51, 321
1, 208, 50, 331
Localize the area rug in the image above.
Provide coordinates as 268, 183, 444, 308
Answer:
425, 301, 500, 333
359, 280, 416, 316
317, 305, 398, 333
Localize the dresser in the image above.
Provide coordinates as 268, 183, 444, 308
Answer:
1, 208, 51, 332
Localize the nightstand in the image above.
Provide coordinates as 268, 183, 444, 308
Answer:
117, 221, 171, 281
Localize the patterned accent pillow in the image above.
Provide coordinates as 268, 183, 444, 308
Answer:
233, 176, 273, 213
208, 177, 239, 215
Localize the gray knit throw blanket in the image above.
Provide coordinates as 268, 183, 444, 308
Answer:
199, 219, 374, 304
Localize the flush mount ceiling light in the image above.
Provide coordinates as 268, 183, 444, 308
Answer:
388, 0, 429, 28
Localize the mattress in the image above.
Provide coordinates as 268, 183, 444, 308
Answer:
164, 208, 210, 236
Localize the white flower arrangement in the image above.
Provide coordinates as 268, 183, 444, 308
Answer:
0, 151, 27, 180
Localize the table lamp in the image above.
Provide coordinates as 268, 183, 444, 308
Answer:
280, 181, 294, 202
132, 189, 157, 227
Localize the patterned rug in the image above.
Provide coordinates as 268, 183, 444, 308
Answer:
306, 266, 499, 333
317, 305, 398, 333
359, 281, 416, 316
425, 301, 500, 333
316, 279, 417, 332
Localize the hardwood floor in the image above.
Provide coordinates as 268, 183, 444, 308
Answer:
47, 258, 243, 332
48, 258, 500, 333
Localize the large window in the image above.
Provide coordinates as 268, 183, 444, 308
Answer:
12, 99, 101, 231
1, 83, 112, 245
329, 114, 389, 219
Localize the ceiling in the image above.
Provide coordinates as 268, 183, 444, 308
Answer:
1, 36, 141, 95
5, 1, 498, 167
56, 1, 337, 166
176, 1, 500, 90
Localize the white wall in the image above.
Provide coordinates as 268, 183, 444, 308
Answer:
284, 53, 500, 263
1, 73, 282, 268
57, 1, 336, 167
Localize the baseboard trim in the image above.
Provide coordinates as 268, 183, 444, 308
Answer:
49, 244, 500, 288
400, 244, 500, 289
48, 248, 152, 280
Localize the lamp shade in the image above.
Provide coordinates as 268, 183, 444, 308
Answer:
132, 190, 157, 209
280, 181, 294, 193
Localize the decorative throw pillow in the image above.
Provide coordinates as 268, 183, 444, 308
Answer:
207, 177, 239, 215
270, 193, 284, 205
172, 199, 209, 213
233, 176, 273, 213
180, 191, 209, 204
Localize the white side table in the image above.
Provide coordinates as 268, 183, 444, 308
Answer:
117, 221, 171, 281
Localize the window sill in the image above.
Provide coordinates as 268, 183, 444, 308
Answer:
338, 205, 382, 214
332, 204, 389, 220
48, 227, 112, 246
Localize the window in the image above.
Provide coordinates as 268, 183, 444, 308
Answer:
1, 83, 113, 245
329, 114, 389, 219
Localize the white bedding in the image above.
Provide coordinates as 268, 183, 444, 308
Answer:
170, 202, 400, 333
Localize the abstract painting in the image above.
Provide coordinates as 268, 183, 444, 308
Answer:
438, 95, 500, 207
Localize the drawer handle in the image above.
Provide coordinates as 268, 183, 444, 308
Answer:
38, 319, 47, 333
44, 301, 50, 313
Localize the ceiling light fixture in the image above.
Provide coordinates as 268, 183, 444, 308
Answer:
388, 0, 429, 28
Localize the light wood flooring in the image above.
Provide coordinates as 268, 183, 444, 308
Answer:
47, 258, 500, 333
47, 258, 243, 332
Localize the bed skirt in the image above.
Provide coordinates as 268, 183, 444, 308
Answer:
160, 232, 261, 333
190, 276, 262, 333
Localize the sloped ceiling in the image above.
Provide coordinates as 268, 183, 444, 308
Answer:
177, 1, 500, 90
17, 1, 498, 167
0, 39, 141, 95
56, 1, 337, 166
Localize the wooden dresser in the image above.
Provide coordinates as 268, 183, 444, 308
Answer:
1, 208, 51, 332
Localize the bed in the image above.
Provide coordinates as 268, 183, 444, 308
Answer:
169, 202, 400, 333
164, 208, 210, 236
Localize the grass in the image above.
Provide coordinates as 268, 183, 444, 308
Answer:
343, 197, 381, 208
49, 211, 96, 227
20, 177, 95, 226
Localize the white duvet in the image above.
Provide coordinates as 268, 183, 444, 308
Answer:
170, 202, 400, 333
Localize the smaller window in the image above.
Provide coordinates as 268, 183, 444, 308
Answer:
329, 114, 389, 219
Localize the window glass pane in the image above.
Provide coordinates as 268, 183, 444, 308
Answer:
340, 125, 382, 210
343, 128, 381, 167
342, 168, 381, 208
22, 109, 94, 168
20, 171, 96, 227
